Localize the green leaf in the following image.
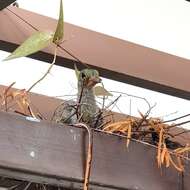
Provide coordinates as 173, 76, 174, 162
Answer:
4, 31, 54, 61
53, 0, 64, 45
94, 86, 113, 96
74, 64, 80, 79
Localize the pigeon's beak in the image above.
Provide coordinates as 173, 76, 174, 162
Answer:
92, 77, 102, 84
87, 77, 101, 88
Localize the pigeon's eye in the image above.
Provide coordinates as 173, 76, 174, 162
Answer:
81, 73, 86, 79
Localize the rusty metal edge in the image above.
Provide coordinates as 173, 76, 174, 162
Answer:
0, 166, 128, 190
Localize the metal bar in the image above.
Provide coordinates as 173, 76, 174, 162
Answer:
0, 0, 15, 10
1, 7, 190, 99
0, 111, 189, 190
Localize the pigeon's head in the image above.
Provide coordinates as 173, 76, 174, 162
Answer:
79, 69, 101, 89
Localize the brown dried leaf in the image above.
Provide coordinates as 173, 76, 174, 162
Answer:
161, 144, 167, 164
164, 152, 170, 168
3, 82, 16, 96
12, 89, 26, 98
1, 82, 16, 110
103, 121, 128, 132
174, 146, 190, 154
126, 124, 132, 148
176, 156, 184, 171
103, 119, 135, 134
157, 127, 163, 168
28, 106, 37, 118
168, 154, 184, 172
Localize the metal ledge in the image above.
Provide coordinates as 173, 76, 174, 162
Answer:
0, 111, 189, 190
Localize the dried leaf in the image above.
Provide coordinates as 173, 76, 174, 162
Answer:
165, 152, 170, 168
3, 82, 16, 96
176, 156, 184, 171
11, 89, 26, 98
105, 123, 124, 133
2, 82, 16, 110
168, 154, 184, 172
74, 64, 80, 79
157, 127, 163, 168
4, 31, 54, 61
94, 86, 112, 96
16, 99, 27, 113
126, 124, 132, 148
14, 91, 29, 113
161, 144, 167, 164
104, 121, 127, 132
28, 105, 37, 118
174, 146, 190, 154
53, 0, 64, 44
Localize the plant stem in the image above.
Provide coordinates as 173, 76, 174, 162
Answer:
27, 48, 57, 92
74, 123, 93, 190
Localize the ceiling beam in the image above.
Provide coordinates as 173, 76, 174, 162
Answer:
0, 0, 15, 10
1, 7, 190, 100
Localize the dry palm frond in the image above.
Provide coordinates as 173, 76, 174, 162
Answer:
157, 137, 190, 172
174, 146, 190, 154
154, 123, 185, 172
103, 118, 136, 147
168, 154, 184, 172
126, 124, 132, 147
0, 82, 16, 111
157, 141, 184, 172
0, 83, 37, 118
157, 126, 164, 168
102, 112, 187, 172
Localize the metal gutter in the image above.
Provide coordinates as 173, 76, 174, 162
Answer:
0, 111, 189, 190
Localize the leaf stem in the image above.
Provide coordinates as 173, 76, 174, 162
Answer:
27, 47, 57, 92
74, 123, 93, 190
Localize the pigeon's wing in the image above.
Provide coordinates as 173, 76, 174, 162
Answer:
52, 100, 77, 124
